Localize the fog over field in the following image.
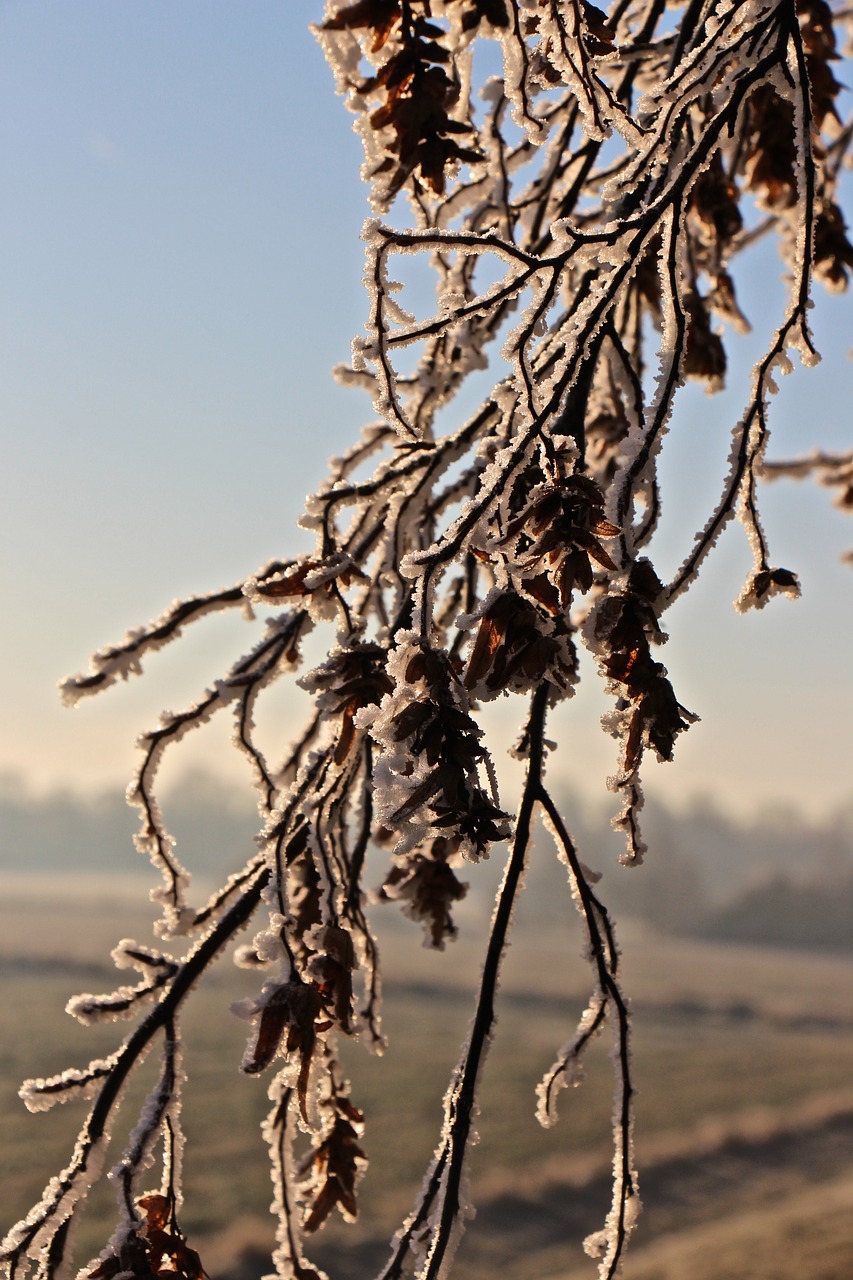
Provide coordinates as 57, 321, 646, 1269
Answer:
3, 773, 852, 1277
3, 769, 851, 951
1, 862, 852, 1280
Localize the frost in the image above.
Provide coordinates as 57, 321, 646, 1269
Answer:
20, 1057, 119, 1113
67, 940, 177, 1025
8, 5, 851, 1280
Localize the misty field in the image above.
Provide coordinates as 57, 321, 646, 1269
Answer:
1, 874, 852, 1280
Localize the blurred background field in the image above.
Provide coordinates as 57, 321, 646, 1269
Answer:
2, 785, 852, 1280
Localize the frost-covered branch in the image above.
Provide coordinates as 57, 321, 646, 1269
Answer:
4, 2, 852, 1279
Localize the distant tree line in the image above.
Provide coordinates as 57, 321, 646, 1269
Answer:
3, 773, 850, 950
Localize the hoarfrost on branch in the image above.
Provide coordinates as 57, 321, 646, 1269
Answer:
3, 3, 852, 1280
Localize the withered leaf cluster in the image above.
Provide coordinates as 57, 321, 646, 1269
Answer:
89, 1195, 206, 1280
595, 562, 695, 777
243, 979, 326, 1117
378, 835, 469, 948
386, 644, 510, 858
465, 589, 578, 698
741, 85, 799, 212
501, 473, 619, 610
737, 564, 802, 611
299, 1087, 367, 1233
321, 0, 486, 198
302, 642, 394, 764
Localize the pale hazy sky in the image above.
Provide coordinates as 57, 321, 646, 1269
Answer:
1, 2, 852, 824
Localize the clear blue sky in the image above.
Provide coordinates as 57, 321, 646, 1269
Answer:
1, 1, 851, 825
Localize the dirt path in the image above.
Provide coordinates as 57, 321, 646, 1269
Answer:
280, 1093, 853, 1280
609, 1172, 853, 1280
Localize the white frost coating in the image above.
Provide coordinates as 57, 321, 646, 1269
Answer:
590, 1003, 641, 1276
790, 320, 821, 368
734, 566, 802, 614
458, 583, 580, 704
19, 1055, 120, 1113
763, 349, 794, 397
535, 803, 613, 1123
402, 429, 538, 580
7, 1011, 166, 1272
522, 2, 628, 147
66, 942, 176, 1025
496, 4, 549, 145
665, 414, 748, 607
108, 1033, 186, 1227
67, 986, 158, 1027
382, 284, 417, 330
111, 940, 175, 972
0, 1140, 109, 1266
234, 913, 290, 972
58, 583, 251, 706
664, 264, 826, 614
114, 608, 311, 938
609, 776, 649, 867
535, 1003, 598, 1128
618, 0, 775, 207
535, 783, 641, 1280
359, 220, 546, 440
332, 362, 377, 390
583, 1189, 641, 1269
261, 1071, 330, 1280
313, 19, 394, 212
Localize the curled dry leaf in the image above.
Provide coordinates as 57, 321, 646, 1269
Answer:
89, 1194, 207, 1280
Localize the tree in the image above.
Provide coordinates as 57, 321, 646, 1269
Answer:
2, 3, 851, 1279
